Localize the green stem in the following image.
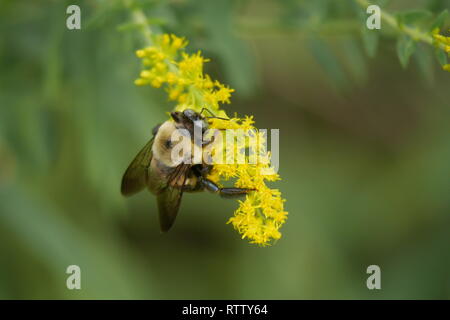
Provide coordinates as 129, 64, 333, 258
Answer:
256, 207, 265, 220
354, 0, 444, 48
124, 0, 153, 45
236, 18, 361, 38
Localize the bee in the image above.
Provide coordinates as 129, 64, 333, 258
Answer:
121, 109, 253, 232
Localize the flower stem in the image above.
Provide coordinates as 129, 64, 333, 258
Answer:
354, 0, 445, 49
124, 0, 153, 45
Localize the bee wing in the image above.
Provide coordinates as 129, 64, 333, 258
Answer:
157, 164, 191, 232
157, 187, 184, 232
121, 138, 154, 196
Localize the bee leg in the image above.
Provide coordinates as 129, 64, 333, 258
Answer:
182, 182, 203, 193
200, 177, 252, 198
218, 188, 253, 198
202, 135, 215, 146
200, 164, 213, 175
191, 164, 213, 177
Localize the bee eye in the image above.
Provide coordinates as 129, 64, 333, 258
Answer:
170, 112, 181, 122
183, 109, 197, 120
164, 139, 172, 149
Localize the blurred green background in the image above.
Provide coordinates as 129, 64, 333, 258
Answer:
0, 0, 449, 299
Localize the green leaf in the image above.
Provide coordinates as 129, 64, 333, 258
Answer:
361, 28, 379, 58
429, 9, 449, 31
434, 47, 448, 66
342, 37, 368, 85
397, 35, 417, 68
116, 18, 166, 32
396, 10, 432, 26
307, 38, 348, 90
414, 44, 434, 84
351, 0, 379, 58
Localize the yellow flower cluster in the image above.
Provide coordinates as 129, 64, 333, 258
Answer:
135, 34, 234, 110
432, 28, 450, 72
135, 34, 287, 246
206, 117, 287, 245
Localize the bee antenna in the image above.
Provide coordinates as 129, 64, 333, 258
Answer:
200, 107, 230, 121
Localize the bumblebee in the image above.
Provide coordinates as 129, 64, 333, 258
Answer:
121, 109, 252, 232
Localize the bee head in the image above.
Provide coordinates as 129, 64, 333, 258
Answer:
171, 109, 207, 134
170, 111, 182, 123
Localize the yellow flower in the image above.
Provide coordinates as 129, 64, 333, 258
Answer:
432, 28, 450, 72
134, 33, 288, 246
